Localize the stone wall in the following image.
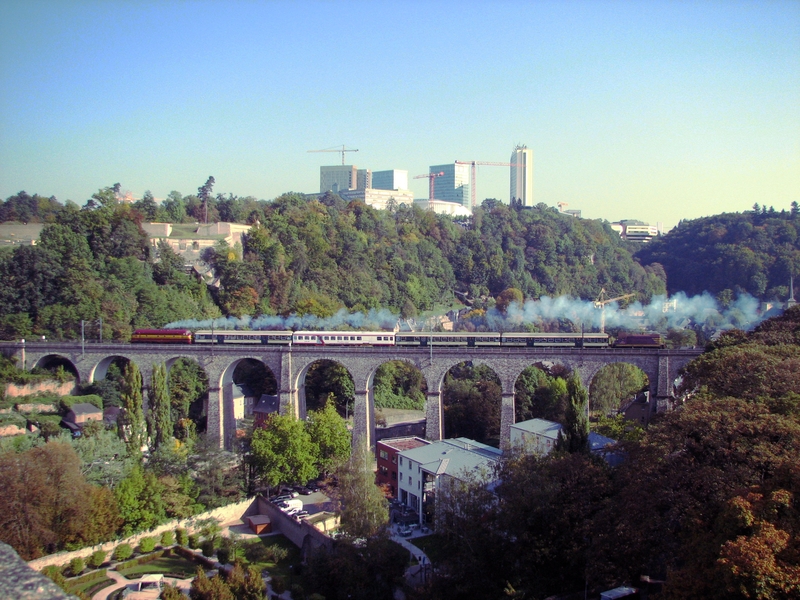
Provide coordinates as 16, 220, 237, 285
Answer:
27, 497, 259, 571
4, 380, 75, 399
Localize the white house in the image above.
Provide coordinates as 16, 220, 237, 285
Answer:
509, 418, 562, 455
396, 437, 502, 525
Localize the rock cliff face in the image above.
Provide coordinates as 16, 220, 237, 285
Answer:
0, 543, 76, 600
3, 380, 75, 398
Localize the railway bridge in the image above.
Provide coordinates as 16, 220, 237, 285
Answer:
2, 341, 703, 450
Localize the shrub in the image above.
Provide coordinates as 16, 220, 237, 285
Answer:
69, 557, 85, 577
175, 528, 188, 546
161, 530, 175, 546
216, 546, 230, 565
161, 584, 184, 600
187, 534, 199, 549
245, 542, 288, 564
88, 550, 107, 569
113, 543, 133, 562
200, 537, 218, 558
291, 583, 305, 598
138, 536, 157, 553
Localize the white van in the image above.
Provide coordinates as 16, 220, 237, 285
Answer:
277, 498, 303, 512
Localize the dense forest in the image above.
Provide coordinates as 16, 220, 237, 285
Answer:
0, 186, 665, 341
637, 203, 800, 301
425, 306, 800, 600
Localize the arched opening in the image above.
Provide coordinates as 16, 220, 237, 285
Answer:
303, 359, 355, 420
82, 356, 133, 408
442, 361, 501, 447
513, 362, 573, 425
372, 359, 428, 439
589, 362, 650, 436
167, 357, 209, 439
31, 354, 80, 384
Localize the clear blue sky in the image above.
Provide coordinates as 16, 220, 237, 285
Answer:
1, 0, 798, 230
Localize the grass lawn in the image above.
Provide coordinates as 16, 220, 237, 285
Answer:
240, 535, 302, 581
407, 533, 448, 565
117, 555, 201, 579
67, 576, 115, 597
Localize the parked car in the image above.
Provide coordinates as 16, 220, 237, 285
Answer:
294, 486, 313, 495
294, 510, 310, 519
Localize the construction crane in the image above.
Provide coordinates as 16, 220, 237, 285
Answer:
307, 145, 359, 165
414, 171, 445, 202
594, 289, 636, 333
455, 160, 524, 210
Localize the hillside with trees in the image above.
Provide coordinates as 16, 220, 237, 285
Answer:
636, 203, 800, 301
0, 185, 664, 340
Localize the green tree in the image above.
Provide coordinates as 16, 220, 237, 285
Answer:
336, 440, 389, 539
559, 372, 589, 453
114, 466, 166, 536
306, 396, 351, 475
589, 363, 649, 415
189, 566, 234, 600
119, 361, 146, 458
147, 362, 172, 450
250, 414, 318, 492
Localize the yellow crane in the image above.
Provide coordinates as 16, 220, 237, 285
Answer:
594, 289, 636, 333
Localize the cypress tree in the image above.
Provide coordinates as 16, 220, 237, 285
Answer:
148, 362, 172, 449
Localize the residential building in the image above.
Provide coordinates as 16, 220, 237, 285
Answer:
253, 395, 280, 429
509, 418, 562, 455
396, 437, 502, 525
320, 165, 358, 194
430, 163, 471, 208
65, 402, 103, 426
376, 436, 430, 497
510, 144, 534, 207
372, 170, 408, 191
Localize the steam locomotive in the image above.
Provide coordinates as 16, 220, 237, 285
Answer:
130, 329, 665, 348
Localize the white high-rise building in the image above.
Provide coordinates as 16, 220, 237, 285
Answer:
510, 145, 533, 206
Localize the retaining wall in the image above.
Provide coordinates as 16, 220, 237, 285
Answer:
27, 496, 260, 571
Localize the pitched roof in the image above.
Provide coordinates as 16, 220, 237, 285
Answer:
69, 402, 102, 415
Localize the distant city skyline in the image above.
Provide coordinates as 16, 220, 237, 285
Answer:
1, 1, 798, 231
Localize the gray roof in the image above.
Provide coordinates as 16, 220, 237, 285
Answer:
589, 431, 617, 452
510, 418, 562, 439
252, 395, 279, 414
400, 438, 501, 479
69, 402, 102, 415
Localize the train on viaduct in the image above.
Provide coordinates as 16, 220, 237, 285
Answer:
2, 340, 703, 450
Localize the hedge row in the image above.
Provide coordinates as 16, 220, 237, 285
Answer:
114, 549, 167, 572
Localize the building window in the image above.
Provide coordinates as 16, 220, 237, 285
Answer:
408, 476, 412, 485
391, 471, 397, 480
379, 450, 388, 460
399, 457, 403, 467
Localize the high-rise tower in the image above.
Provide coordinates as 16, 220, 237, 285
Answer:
510, 145, 533, 206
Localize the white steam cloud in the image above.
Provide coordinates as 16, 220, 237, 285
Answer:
165, 293, 777, 333
486, 292, 770, 332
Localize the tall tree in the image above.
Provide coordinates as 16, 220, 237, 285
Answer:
197, 176, 215, 224
119, 361, 146, 459
306, 396, 351, 475
559, 371, 589, 453
336, 440, 389, 539
147, 362, 172, 450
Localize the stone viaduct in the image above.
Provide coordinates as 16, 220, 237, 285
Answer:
2, 341, 703, 450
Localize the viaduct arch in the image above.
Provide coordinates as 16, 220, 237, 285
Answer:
3, 341, 703, 450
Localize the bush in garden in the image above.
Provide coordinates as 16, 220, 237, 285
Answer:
88, 550, 107, 569
200, 537, 218, 558
161, 530, 175, 546
216, 546, 230, 565
187, 534, 199, 549
69, 557, 85, 576
138, 537, 157, 553
113, 543, 133, 562
175, 527, 188, 546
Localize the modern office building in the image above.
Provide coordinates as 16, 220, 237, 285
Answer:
372, 169, 408, 191
430, 163, 471, 207
340, 188, 414, 210
609, 220, 661, 242
320, 165, 358, 194
509, 144, 533, 206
